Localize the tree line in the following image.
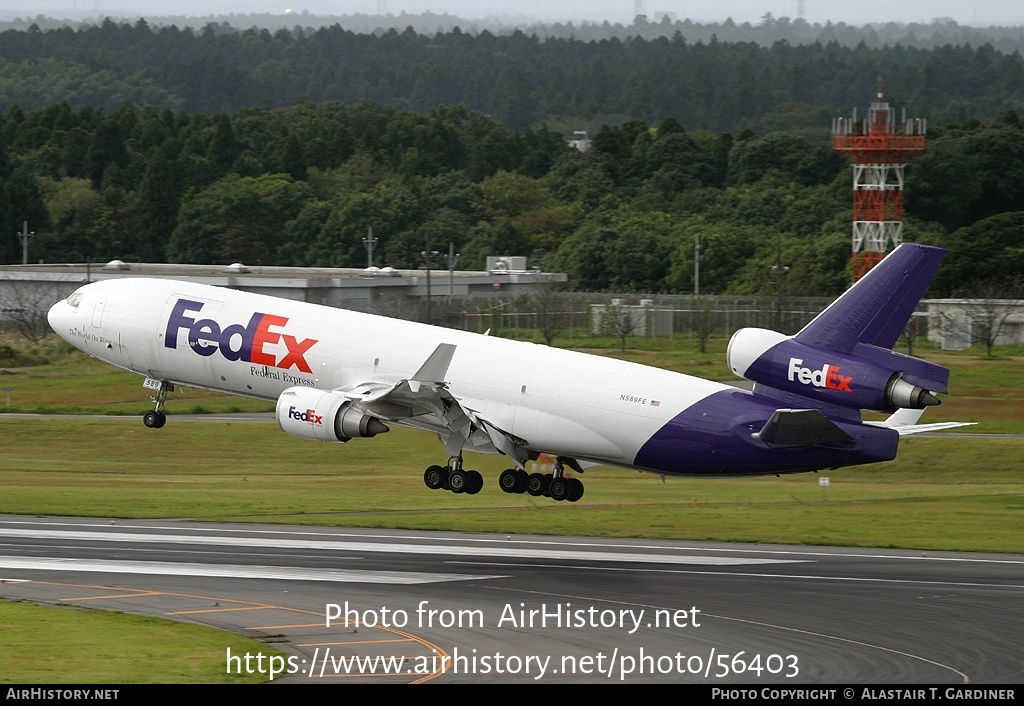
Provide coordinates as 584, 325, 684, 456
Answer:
5, 13, 1024, 53
0, 20, 1022, 133
1, 98, 1021, 298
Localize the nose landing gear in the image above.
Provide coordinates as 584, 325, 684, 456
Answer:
142, 379, 173, 428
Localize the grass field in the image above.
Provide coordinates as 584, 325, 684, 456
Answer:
0, 600, 285, 683
1, 417, 1021, 552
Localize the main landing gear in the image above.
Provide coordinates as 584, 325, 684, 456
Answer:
497, 460, 584, 503
423, 457, 483, 495
142, 381, 173, 429
422, 454, 584, 502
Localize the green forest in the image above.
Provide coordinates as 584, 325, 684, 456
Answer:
2, 19, 1024, 129
0, 17, 1022, 297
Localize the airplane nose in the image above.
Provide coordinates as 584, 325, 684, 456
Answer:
47, 299, 67, 335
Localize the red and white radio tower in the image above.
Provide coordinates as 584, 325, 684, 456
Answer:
832, 81, 926, 281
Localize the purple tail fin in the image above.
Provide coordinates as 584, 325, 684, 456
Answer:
795, 244, 946, 353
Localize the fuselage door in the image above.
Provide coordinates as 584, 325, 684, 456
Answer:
90, 298, 106, 329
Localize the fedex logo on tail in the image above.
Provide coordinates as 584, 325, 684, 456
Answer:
787, 357, 852, 392
165, 299, 317, 373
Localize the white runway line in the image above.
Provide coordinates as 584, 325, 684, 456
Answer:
0, 556, 497, 584
0, 528, 803, 566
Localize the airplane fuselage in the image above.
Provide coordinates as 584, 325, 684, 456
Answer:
48, 277, 898, 478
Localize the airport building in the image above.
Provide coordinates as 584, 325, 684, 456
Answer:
0, 258, 566, 336
923, 298, 1024, 350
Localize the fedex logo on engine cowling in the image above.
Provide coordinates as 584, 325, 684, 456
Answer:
288, 406, 323, 425
787, 357, 853, 392
165, 298, 317, 373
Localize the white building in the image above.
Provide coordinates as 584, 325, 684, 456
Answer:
923, 298, 1024, 350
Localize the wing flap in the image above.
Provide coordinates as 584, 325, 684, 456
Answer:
337, 343, 531, 467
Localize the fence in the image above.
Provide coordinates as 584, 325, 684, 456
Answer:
376, 292, 838, 340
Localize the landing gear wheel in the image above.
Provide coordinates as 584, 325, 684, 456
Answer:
549, 477, 569, 502
567, 477, 584, 503
527, 473, 549, 497
424, 465, 448, 490
515, 469, 529, 493
465, 470, 483, 495
143, 410, 166, 429
448, 468, 468, 494
498, 469, 520, 494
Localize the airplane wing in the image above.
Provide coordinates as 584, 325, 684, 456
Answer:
865, 408, 977, 436
338, 343, 532, 468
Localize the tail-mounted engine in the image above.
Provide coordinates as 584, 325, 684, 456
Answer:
727, 328, 948, 413
276, 386, 389, 442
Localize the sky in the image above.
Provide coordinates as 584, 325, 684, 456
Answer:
5, 0, 1024, 26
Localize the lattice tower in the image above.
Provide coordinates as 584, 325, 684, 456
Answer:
832, 81, 926, 280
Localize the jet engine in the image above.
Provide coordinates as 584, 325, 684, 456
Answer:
727, 328, 947, 413
276, 386, 389, 442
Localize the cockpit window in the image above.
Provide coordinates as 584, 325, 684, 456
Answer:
67, 292, 84, 308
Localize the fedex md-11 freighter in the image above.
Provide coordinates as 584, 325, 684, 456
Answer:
47, 243, 968, 502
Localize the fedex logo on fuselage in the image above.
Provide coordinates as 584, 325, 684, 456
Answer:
787, 357, 853, 392
165, 298, 317, 373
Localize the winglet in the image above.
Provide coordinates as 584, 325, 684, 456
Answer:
409, 343, 456, 393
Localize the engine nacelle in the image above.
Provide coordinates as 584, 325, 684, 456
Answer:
727, 328, 946, 413
276, 386, 389, 442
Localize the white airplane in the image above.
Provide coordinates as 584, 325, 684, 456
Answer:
47, 243, 968, 502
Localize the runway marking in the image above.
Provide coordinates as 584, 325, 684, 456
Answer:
0, 556, 498, 584
490, 586, 971, 683
0, 542, 368, 563
0, 528, 802, 566
461, 561, 1024, 589
297, 639, 413, 647
707, 613, 970, 684
61, 590, 164, 600
3, 518, 1019, 565
168, 606, 269, 615
247, 622, 324, 630
313, 672, 409, 679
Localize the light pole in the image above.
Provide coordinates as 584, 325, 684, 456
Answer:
771, 264, 790, 330
694, 233, 700, 296
362, 226, 378, 268
442, 241, 460, 304
17, 221, 34, 265
421, 236, 438, 324
772, 234, 789, 330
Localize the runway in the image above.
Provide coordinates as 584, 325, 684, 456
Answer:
0, 515, 1021, 683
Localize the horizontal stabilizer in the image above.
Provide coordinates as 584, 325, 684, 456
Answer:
878, 422, 977, 436
882, 408, 925, 426
867, 408, 977, 436
753, 409, 853, 445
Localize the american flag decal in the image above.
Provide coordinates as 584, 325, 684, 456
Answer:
651, 400, 661, 407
